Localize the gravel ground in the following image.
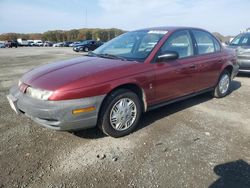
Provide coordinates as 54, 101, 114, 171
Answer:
0, 47, 249, 188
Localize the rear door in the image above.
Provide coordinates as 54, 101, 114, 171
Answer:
153, 30, 199, 103
190, 29, 223, 90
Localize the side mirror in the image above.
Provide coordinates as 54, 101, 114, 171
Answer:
156, 51, 179, 62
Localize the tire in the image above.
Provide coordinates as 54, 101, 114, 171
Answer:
98, 89, 142, 137
84, 47, 89, 52
213, 70, 231, 98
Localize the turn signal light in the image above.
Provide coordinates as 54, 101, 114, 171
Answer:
72, 106, 96, 114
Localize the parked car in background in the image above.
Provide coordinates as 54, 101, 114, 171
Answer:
28, 41, 35, 46
53, 42, 64, 47
34, 40, 44, 47
5, 40, 18, 48
73, 40, 103, 52
228, 32, 250, 72
7, 27, 239, 137
62, 41, 73, 47
0, 43, 5, 48
43, 41, 53, 47
69, 41, 80, 47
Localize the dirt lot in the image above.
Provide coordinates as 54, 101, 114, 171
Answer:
0, 47, 249, 188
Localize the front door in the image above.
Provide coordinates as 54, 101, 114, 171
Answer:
153, 30, 198, 104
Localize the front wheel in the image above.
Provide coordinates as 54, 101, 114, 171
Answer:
98, 89, 142, 137
213, 70, 231, 98
84, 47, 89, 52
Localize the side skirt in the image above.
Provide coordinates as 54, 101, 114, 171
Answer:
147, 88, 214, 111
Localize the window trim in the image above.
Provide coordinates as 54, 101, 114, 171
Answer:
151, 28, 223, 64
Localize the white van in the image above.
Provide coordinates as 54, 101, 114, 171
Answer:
17, 38, 29, 46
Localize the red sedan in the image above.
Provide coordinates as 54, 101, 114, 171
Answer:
7, 27, 239, 137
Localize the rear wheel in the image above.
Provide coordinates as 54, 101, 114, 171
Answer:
213, 70, 231, 98
98, 89, 142, 137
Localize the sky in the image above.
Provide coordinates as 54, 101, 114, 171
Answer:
0, 0, 249, 35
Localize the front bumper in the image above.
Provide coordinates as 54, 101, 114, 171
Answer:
7, 86, 106, 131
237, 55, 250, 72
231, 64, 239, 79
73, 47, 80, 52
238, 59, 250, 72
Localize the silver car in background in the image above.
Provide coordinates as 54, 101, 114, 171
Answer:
228, 32, 250, 72
0, 43, 5, 48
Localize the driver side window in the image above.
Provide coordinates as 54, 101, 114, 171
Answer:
160, 30, 194, 58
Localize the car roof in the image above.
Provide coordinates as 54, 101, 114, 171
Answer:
135, 26, 206, 33
238, 32, 250, 36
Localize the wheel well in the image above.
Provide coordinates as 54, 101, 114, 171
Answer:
102, 84, 147, 112
224, 65, 233, 76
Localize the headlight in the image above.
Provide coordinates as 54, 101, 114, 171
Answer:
26, 87, 53, 100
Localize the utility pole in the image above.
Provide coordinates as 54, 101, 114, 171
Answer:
84, 8, 88, 28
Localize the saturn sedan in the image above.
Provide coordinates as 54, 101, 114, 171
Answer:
7, 26, 239, 137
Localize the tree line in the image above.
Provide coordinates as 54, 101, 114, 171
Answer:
0, 28, 125, 42
212, 32, 235, 43
0, 28, 233, 43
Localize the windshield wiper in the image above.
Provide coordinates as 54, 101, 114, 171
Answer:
98, 53, 127, 61
85, 52, 127, 61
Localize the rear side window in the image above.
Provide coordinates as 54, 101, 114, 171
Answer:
160, 30, 194, 58
192, 30, 217, 55
241, 35, 250, 45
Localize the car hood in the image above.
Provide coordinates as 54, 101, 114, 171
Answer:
236, 47, 250, 56
21, 56, 140, 91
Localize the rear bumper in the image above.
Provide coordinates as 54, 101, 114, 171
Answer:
7, 86, 105, 131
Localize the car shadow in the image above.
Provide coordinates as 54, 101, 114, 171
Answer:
237, 72, 250, 78
71, 127, 106, 139
136, 92, 213, 132
229, 80, 241, 94
74, 80, 241, 139
136, 80, 241, 132
209, 159, 250, 188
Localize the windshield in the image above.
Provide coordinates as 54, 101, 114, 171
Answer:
230, 34, 250, 46
93, 30, 167, 61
